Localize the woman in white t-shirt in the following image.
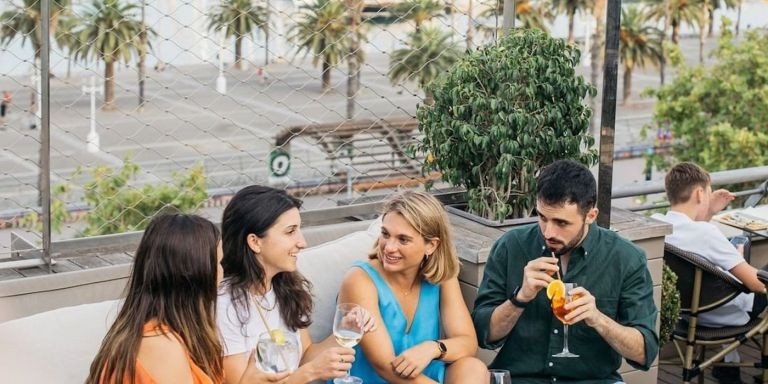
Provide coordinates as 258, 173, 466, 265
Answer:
218, 185, 375, 383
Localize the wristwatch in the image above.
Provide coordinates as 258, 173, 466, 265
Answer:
509, 285, 531, 308
434, 339, 447, 359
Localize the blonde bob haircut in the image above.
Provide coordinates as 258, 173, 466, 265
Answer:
368, 190, 460, 284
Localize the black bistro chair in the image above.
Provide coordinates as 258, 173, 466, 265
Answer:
664, 243, 768, 384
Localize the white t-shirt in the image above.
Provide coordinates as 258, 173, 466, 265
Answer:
652, 210, 754, 327
217, 283, 303, 356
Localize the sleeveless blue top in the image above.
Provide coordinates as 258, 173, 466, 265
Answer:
345, 260, 446, 383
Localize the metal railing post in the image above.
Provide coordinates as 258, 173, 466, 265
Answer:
41, 0, 52, 272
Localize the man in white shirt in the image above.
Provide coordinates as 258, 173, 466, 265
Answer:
652, 162, 766, 384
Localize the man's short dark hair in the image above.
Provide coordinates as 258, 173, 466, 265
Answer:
665, 162, 711, 205
537, 159, 597, 215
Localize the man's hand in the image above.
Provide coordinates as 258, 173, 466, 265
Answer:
564, 287, 603, 327
518, 257, 559, 302
710, 189, 735, 216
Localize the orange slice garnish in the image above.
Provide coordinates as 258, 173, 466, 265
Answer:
547, 280, 565, 300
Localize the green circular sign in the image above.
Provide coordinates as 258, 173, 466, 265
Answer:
269, 148, 291, 177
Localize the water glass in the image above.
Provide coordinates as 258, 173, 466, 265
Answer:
256, 331, 300, 373
489, 369, 511, 384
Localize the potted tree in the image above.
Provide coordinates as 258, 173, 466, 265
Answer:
416, 28, 598, 223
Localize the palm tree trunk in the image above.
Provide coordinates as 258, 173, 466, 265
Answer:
699, 8, 708, 64
589, 0, 606, 136
138, 0, 147, 109
736, 0, 742, 36
424, 87, 434, 105
322, 57, 331, 92
235, 35, 243, 70
672, 19, 680, 44
103, 59, 116, 110
622, 66, 632, 105
466, 0, 474, 49
568, 10, 575, 44
346, 0, 363, 120
707, 3, 714, 37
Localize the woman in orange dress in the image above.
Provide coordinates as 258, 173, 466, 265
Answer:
86, 213, 283, 384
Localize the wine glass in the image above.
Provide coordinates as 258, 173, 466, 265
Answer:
256, 330, 300, 373
552, 283, 579, 358
332, 303, 365, 384
489, 369, 512, 384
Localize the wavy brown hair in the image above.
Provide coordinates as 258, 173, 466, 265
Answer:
368, 190, 460, 284
221, 185, 313, 332
86, 214, 223, 384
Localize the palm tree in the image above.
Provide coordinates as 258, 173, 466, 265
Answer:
705, 0, 736, 37
208, 0, 268, 70
551, 0, 592, 44
0, 0, 72, 61
289, 0, 349, 92
479, 0, 552, 33
1, 0, 73, 207
391, 0, 444, 32
75, 0, 144, 110
619, 6, 663, 105
388, 27, 461, 104
648, 0, 704, 44
345, 0, 364, 119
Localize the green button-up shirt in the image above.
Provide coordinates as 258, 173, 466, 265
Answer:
472, 223, 658, 384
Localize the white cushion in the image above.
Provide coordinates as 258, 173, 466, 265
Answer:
0, 219, 381, 382
299, 218, 380, 341
0, 299, 121, 384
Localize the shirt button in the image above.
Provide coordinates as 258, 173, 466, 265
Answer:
548, 362, 553, 367
552, 377, 557, 382
553, 329, 559, 334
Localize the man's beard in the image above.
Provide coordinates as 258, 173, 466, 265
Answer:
546, 221, 587, 256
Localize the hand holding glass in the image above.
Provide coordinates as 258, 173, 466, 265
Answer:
552, 283, 579, 358
256, 330, 300, 373
333, 303, 364, 384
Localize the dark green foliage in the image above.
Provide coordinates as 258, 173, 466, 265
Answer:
416, 28, 598, 221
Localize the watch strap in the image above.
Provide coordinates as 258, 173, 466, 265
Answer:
509, 285, 530, 308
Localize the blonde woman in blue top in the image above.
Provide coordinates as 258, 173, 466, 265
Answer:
338, 190, 488, 383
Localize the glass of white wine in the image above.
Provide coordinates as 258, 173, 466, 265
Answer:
332, 303, 364, 384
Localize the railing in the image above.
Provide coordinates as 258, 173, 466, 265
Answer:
613, 166, 768, 212
2, 165, 767, 272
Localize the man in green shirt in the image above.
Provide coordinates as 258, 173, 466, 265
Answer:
472, 160, 658, 383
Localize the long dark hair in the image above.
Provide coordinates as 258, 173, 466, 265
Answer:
221, 185, 313, 331
86, 214, 223, 384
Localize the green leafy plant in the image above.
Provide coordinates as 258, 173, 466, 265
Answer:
416, 28, 597, 221
645, 19, 768, 173
80, 159, 208, 236
22, 159, 209, 236
660, 263, 682, 345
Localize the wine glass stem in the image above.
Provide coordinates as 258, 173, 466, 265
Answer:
563, 324, 570, 353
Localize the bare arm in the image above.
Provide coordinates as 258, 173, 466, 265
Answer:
487, 257, 558, 343
282, 328, 354, 384
730, 262, 768, 293
436, 278, 478, 360
138, 334, 194, 384
487, 300, 525, 343
592, 314, 647, 365
340, 267, 437, 384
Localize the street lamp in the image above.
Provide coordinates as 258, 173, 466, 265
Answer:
82, 76, 102, 153
216, 34, 227, 94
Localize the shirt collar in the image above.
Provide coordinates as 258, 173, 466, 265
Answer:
537, 222, 599, 258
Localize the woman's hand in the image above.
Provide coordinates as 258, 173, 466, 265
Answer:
355, 306, 378, 334
391, 341, 439, 379
301, 346, 355, 381
238, 349, 291, 384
